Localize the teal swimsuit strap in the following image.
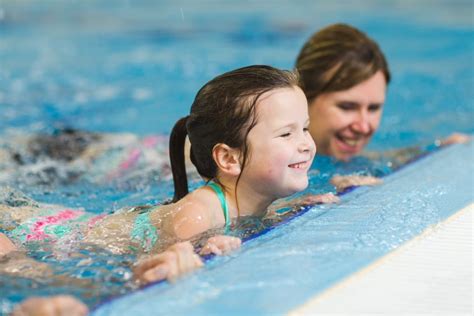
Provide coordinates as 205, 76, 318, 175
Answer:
207, 182, 230, 228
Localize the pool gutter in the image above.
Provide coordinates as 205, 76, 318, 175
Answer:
290, 203, 473, 315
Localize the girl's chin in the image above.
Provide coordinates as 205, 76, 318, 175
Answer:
290, 181, 309, 194
276, 185, 308, 199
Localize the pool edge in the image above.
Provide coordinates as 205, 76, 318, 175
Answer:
289, 202, 473, 315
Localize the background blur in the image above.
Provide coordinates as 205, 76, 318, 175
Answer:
1, 0, 472, 143
0, 0, 473, 209
0, 1, 473, 312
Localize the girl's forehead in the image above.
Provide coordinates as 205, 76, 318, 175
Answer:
255, 86, 302, 107
254, 87, 308, 120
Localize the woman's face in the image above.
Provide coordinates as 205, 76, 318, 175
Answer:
308, 71, 387, 161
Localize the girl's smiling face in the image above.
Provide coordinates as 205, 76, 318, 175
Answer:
240, 86, 316, 199
308, 71, 387, 161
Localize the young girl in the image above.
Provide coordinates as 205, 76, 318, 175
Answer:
3, 65, 321, 314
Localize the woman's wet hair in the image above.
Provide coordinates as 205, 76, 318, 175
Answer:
295, 23, 391, 102
169, 65, 299, 202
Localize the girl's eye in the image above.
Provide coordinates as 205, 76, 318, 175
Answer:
280, 133, 291, 138
303, 127, 309, 132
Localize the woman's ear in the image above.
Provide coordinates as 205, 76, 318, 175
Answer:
212, 143, 241, 176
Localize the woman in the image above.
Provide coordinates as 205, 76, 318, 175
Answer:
296, 23, 468, 190
296, 23, 390, 162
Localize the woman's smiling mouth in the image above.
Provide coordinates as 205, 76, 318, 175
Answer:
335, 134, 367, 153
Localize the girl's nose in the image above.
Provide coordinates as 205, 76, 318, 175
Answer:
298, 134, 316, 154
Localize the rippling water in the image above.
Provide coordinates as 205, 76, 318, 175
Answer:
0, 0, 473, 314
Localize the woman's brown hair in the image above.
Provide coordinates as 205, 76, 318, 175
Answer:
169, 65, 299, 202
296, 23, 390, 102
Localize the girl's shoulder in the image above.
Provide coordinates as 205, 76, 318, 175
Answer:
165, 187, 221, 240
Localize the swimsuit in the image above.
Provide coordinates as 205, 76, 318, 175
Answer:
8, 208, 105, 244
129, 181, 230, 252
207, 181, 230, 227
129, 206, 160, 253
7, 182, 230, 252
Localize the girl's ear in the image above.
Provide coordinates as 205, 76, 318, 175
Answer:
212, 143, 241, 176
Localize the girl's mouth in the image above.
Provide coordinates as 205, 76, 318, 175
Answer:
288, 161, 309, 169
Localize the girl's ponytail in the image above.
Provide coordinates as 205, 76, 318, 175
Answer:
169, 116, 189, 202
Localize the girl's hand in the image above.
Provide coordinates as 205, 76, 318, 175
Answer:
330, 174, 383, 192
133, 241, 203, 285
199, 235, 241, 256
12, 295, 88, 316
297, 193, 340, 205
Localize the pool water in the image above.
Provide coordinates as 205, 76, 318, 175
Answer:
0, 0, 473, 314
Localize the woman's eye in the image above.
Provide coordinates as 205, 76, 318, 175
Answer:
337, 103, 356, 111
369, 104, 382, 112
280, 133, 291, 138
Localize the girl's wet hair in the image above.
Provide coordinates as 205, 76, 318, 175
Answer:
169, 65, 299, 202
295, 23, 391, 102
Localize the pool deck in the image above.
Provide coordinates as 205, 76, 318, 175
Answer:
93, 141, 473, 316
290, 203, 473, 315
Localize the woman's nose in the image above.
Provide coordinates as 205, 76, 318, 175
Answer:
350, 110, 371, 134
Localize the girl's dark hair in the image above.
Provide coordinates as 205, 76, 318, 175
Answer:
295, 23, 391, 102
169, 65, 299, 202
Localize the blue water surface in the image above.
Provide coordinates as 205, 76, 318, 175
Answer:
0, 0, 473, 314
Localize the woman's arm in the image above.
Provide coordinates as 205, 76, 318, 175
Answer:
330, 174, 383, 192
266, 193, 340, 217
332, 133, 471, 192
367, 132, 471, 170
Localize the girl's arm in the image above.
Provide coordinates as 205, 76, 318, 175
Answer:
134, 198, 242, 285
133, 241, 203, 284
12, 295, 88, 316
133, 236, 241, 285
166, 204, 215, 240
0, 232, 17, 256
163, 193, 229, 241
198, 235, 241, 256
169, 199, 242, 255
